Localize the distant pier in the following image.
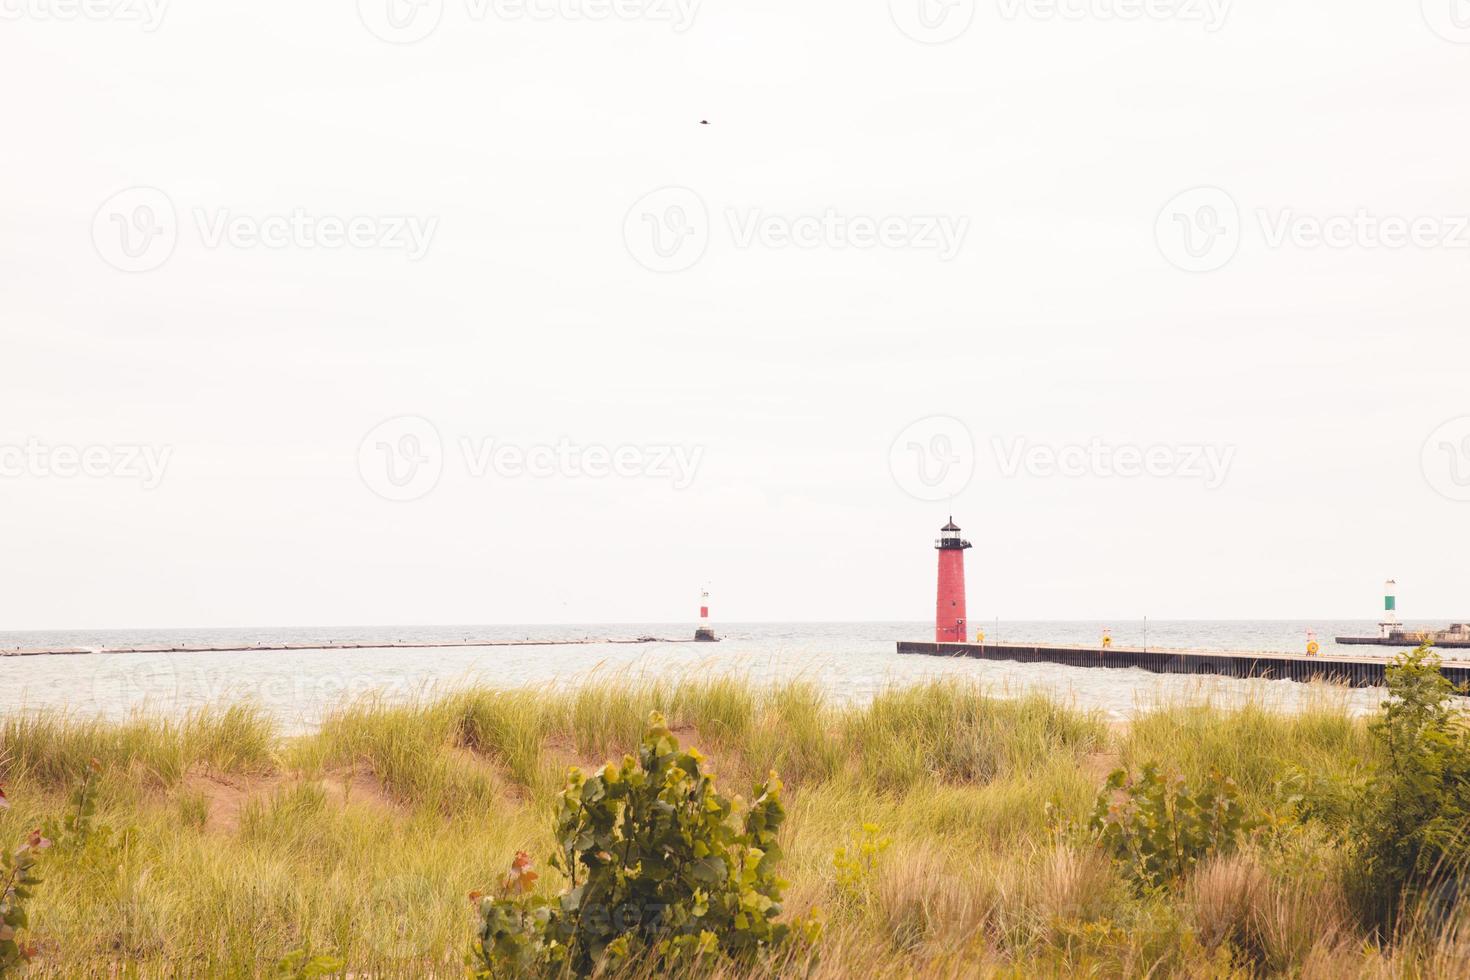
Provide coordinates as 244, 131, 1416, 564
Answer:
1336, 629, 1470, 649
0, 636, 702, 658
897, 640, 1470, 690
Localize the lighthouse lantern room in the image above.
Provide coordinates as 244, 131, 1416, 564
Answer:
934, 518, 972, 643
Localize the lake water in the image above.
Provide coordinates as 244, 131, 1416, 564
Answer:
0, 621, 1418, 733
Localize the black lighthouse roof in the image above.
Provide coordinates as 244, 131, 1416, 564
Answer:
936, 517, 971, 550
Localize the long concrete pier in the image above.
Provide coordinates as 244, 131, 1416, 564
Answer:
896, 640, 1470, 690
0, 636, 704, 658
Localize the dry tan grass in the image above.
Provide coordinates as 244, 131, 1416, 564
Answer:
873, 844, 991, 957
1187, 853, 1268, 950
1250, 873, 1354, 974
1032, 844, 1117, 926
0, 676, 1460, 977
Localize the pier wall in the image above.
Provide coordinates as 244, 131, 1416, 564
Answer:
896, 641, 1470, 690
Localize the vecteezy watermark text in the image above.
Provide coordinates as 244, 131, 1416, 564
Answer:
0, 0, 169, 30
0, 439, 172, 489
1156, 186, 1470, 272
357, 0, 700, 44
888, 417, 1235, 499
1256, 210, 1470, 251
459, 438, 702, 486
889, 0, 1229, 44
193, 209, 436, 259
92, 187, 438, 273
625, 187, 970, 273
726, 209, 969, 261
996, 0, 1230, 31
992, 437, 1235, 488
358, 416, 704, 502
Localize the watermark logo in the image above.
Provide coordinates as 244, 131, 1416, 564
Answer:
358, 417, 705, 501
890, 0, 975, 43
89, 653, 180, 713
358, 416, 445, 503
93, 187, 178, 273
624, 187, 709, 273
93, 187, 438, 272
358, 0, 700, 44
481, 0, 700, 30
1256, 209, 1470, 252
1155, 186, 1239, 273
459, 438, 703, 488
992, 437, 1235, 488
889, 416, 975, 502
0, 0, 169, 30
1158, 187, 1470, 272
1422, 416, 1470, 502
1422, 0, 1470, 43
357, 0, 444, 44
192, 209, 437, 259
996, 0, 1231, 31
0, 439, 172, 489
192, 665, 426, 707
726, 209, 969, 261
625, 188, 972, 273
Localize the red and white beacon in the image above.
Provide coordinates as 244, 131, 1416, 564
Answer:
695, 587, 718, 642
934, 518, 972, 643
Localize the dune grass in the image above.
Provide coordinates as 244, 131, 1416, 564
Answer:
0, 676, 1463, 977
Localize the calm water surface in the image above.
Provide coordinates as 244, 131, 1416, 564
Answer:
0, 621, 1417, 733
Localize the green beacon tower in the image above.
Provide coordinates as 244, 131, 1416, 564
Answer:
1379, 579, 1399, 639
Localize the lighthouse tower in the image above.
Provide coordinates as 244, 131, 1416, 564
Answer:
934, 518, 972, 643
694, 586, 717, 642
1379, 579, 1400, 638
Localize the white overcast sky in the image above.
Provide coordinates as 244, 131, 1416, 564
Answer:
2, 1, 1468, 629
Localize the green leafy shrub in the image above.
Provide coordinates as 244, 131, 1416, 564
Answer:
1272, 763, 1366, 829
1088, 764, 1258, 890
831, 822, 892, 916
1350, 644, 1470, 927
275, 947, 346, 978
40, 759, 136, 890
833, 822, 891, 896
41, 757, 100, 851
0, 785, 50, 975
470, 712, 819, 977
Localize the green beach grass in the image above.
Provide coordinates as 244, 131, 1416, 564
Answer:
1, 675, 1466, 977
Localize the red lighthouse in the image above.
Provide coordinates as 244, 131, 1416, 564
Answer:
934, 518, 972, 643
